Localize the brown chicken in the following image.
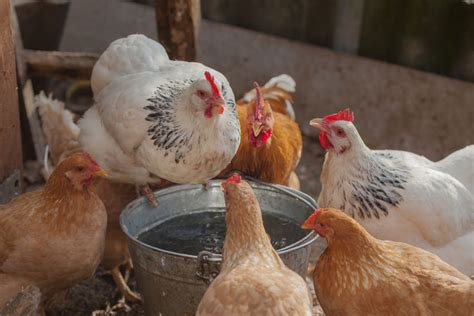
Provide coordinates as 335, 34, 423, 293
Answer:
0, 153, 107, 309
223, 78, 303, 189
196, 174, 312, 315
302, 208, 474, 316
36, 93, 142, 302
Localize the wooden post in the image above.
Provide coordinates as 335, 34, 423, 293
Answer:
155, 0, 199, 61
0, 0, 23, 203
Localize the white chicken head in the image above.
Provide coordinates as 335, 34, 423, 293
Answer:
188, 71, 226, 119
310, 108, 357, 154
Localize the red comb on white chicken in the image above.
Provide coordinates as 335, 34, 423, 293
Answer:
79, 34, 241, 192
310, 109, 474, 276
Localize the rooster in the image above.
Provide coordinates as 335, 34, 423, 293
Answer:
0, 153, 107, 309
310, 108, 474, 275
79, 34, 240, 205
222, 78, 302, 189
302, 208, 474, 316
197, 174, 312, 315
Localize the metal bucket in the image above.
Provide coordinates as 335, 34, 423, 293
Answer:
120, 179, 319, 316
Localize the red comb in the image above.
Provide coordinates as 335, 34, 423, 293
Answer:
311, 208, 323, 219
323, 108, 354, 123
204, 71, 220, 97
224, 173, 241, 185
253, 82, 264, 120
302, 208, 323, 229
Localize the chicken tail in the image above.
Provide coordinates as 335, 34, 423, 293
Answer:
35, 92, 82, 176
241, 74, 296, 120
91, 34, 170, 95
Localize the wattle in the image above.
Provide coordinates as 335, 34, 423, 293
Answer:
319, 132, 333, 149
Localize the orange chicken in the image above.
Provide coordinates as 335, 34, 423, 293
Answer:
223, 78, 302, 189
197, 174, 312, 315
0, 153, 107, 308
302, 208, 474, 316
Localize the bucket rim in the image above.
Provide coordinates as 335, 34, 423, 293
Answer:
120, 179, 319, 259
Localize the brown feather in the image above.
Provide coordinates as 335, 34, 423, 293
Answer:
223, 103, 302, 187
0, 154, 107, 307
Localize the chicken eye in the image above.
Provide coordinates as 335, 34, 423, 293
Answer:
76, 166, 85, 172
197, 90, 206, 98
335, 127, 346, 138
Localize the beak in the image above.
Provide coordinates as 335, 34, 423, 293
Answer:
252, 122, 263, 137
95, 168, 108, 178
212, 96, 225, 115
309, 118, 328, 133
209, 103, 225, 117
300, 221, 313, 230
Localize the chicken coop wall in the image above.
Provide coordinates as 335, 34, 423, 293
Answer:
0, 0, 23, 203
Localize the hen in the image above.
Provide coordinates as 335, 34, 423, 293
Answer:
36, 93, 142, 302
0, 153, 107, 309
222, 78, 302, 189
196, 174, 312, 315
310, 109, 474, 275
79, 34, 240, 204
302, 208, 474, 316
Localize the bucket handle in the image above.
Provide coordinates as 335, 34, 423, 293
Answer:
196, 251, 222, 283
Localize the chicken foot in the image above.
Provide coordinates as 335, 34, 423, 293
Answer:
111, 267, 142, 303
136, 184, 159, 208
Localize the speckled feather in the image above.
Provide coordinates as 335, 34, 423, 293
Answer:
79, 34, 241, 185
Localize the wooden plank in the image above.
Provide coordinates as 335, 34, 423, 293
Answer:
332, 0, 365, 54
155, 0, 198, 61
24, 50, 98, 79
0, 0, 23, 187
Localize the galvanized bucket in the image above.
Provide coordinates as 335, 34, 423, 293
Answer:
120, 179, 319, 316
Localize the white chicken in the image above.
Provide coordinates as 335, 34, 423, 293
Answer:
310, 109, 474, 275
79, 34, 241, 203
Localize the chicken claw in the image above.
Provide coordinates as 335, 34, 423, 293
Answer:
111, 267, 142, 303
137, 184, 159, 208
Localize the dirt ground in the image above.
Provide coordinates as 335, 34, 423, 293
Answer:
41, 135, 326, 316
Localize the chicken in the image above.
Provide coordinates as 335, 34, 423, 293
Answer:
0, 153, 107, 308
79, 34, 241, 205
36, 93, 142, 302
222, 79, 302, 189
302, 208, 474, 316
310, 108, 474, 275
196, 174, 312, 315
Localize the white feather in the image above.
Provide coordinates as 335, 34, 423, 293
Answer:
241, 74, 296, 120
81, 34, 240, 185
35, 91, 80, 137
90, 34, 169, 95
